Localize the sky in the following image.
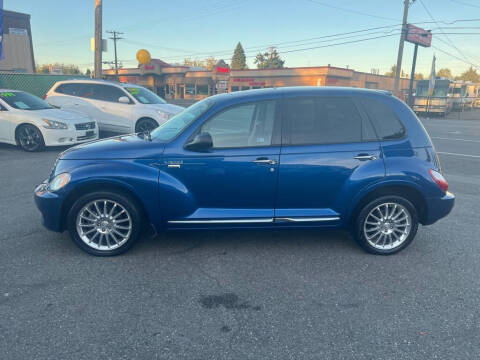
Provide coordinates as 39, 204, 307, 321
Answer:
6, 0, 480, 76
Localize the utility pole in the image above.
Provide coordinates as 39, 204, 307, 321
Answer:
94, 0, 102, 78
393, 0, 412, 96
107, 30, 123, 80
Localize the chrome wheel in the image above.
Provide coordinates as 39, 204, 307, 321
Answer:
363, 202, 412, 250
76, 199, 132, 251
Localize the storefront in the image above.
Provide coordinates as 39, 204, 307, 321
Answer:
104, 61, 414, 101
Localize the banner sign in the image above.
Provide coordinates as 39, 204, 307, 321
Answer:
406, 24, 432, 47
0, 0, 4, 60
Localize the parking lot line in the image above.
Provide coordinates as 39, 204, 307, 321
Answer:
431, 136, 480, 143
437, 151, 480, 158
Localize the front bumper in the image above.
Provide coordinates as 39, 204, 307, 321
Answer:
34, 182, 64, 232
42, 127, 98, 147
424, 191, 455, 225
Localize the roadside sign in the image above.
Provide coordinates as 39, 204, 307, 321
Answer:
406, 24, 432, 47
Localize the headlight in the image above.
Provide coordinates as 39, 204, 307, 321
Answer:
42, 119, 68, 129
49, 173, 71, 191
156, 111, 171, 120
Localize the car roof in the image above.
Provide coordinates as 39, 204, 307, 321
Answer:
0, 89, 22, 92
53, 79, 128, 87
210, 86, 392, 105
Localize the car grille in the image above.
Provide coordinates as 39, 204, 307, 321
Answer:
75, 122, 96, 130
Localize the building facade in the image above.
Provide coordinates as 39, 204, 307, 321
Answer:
104, 61, 415, 102
0, 10, 35, 73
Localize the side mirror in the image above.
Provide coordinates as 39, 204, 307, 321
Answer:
185, 132, 213, 152
118, 96, 130, 104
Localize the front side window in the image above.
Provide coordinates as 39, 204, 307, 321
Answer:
200, 100, 276, 148
124, 86, 167, 104
284, 96, 371, 145
92, 85, 130, 103
361, 97, 406, 140
0, 91, 52, 110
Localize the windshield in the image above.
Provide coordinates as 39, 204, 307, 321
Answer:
415, 80, 449, 97
0, 91, 52, 110
151, 98, 214, 141
124, 86, 167, 104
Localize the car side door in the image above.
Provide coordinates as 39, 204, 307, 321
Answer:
159, 99, 281, 226
0, 101, 13, 142
93, 85, 135, 133
275, 95, 385, 226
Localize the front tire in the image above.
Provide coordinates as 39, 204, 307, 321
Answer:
67, 191, 143, 256
354, 196, 418, 255
135, 118, 158, 133
16, 124, 45, 152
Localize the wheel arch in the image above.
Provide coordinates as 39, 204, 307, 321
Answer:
348, 183, 428, 227
14, 122, 45, 145
135, 117, 159, 132
60, 180, 150, 232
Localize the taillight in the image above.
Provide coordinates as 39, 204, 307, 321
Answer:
429, 169, 448, 192
43, 95, 47, 100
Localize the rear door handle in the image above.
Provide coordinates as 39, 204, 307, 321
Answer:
254, 158, 277, 165
354, 154, 377, 161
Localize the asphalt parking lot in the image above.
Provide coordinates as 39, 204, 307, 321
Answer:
1, 111, 479, 359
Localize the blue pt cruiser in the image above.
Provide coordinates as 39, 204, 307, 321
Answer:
35, 87, 454, 256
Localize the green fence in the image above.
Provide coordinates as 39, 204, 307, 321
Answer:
0, 73, 88, 98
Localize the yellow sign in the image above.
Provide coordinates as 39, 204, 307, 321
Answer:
136, 49, 151, 65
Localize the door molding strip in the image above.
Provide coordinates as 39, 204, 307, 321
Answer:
275, 217, 340, 222
168, 218, 274, 224
168, 217, 340, 224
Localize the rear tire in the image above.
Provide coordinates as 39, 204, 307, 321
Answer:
353, 196, 418, 255
67, 191, 143, 256
16, 124, 45, 152
135, 118, 158, 133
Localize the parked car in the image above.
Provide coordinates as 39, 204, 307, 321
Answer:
0, 90, 98, 152
45, 80, 184, 134
34, 87, 454, 256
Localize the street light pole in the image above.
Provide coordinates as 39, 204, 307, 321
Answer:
393, 0, 411, 96
94, 0, 102, 79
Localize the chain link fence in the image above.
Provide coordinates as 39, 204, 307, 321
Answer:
0, 73, 87, 98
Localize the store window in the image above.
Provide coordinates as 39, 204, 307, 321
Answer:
197, 85, 209, 95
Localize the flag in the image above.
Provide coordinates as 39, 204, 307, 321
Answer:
428, 55, 436, 96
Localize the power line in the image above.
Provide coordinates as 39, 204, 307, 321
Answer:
304, 0, 398, 21
449, 0, 480, 9
431, 44, 480, 70
418, 0, 474, 67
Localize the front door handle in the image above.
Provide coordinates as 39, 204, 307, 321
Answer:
354, 154, 377, 161
253, 158, 277, 165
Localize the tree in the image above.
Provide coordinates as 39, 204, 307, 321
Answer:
384, 64, 407, 78
204, 56, 218, 71
414, 73, 424, 80
455, 66, 480, 82
231, 42, 247, 70
85, 69, 92, 77
436, 68, 453, 79
254, 47, 284, 69
183, 57, 218, 70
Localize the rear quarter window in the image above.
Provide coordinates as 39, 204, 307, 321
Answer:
54, 83, 81, 96
361, 97, 406, 140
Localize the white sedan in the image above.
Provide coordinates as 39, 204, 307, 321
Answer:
0, 90, 98, 152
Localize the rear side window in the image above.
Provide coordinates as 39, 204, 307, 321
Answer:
361, 97, 406, 140
54, 83, 82, 96
284, 96, 375, 145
